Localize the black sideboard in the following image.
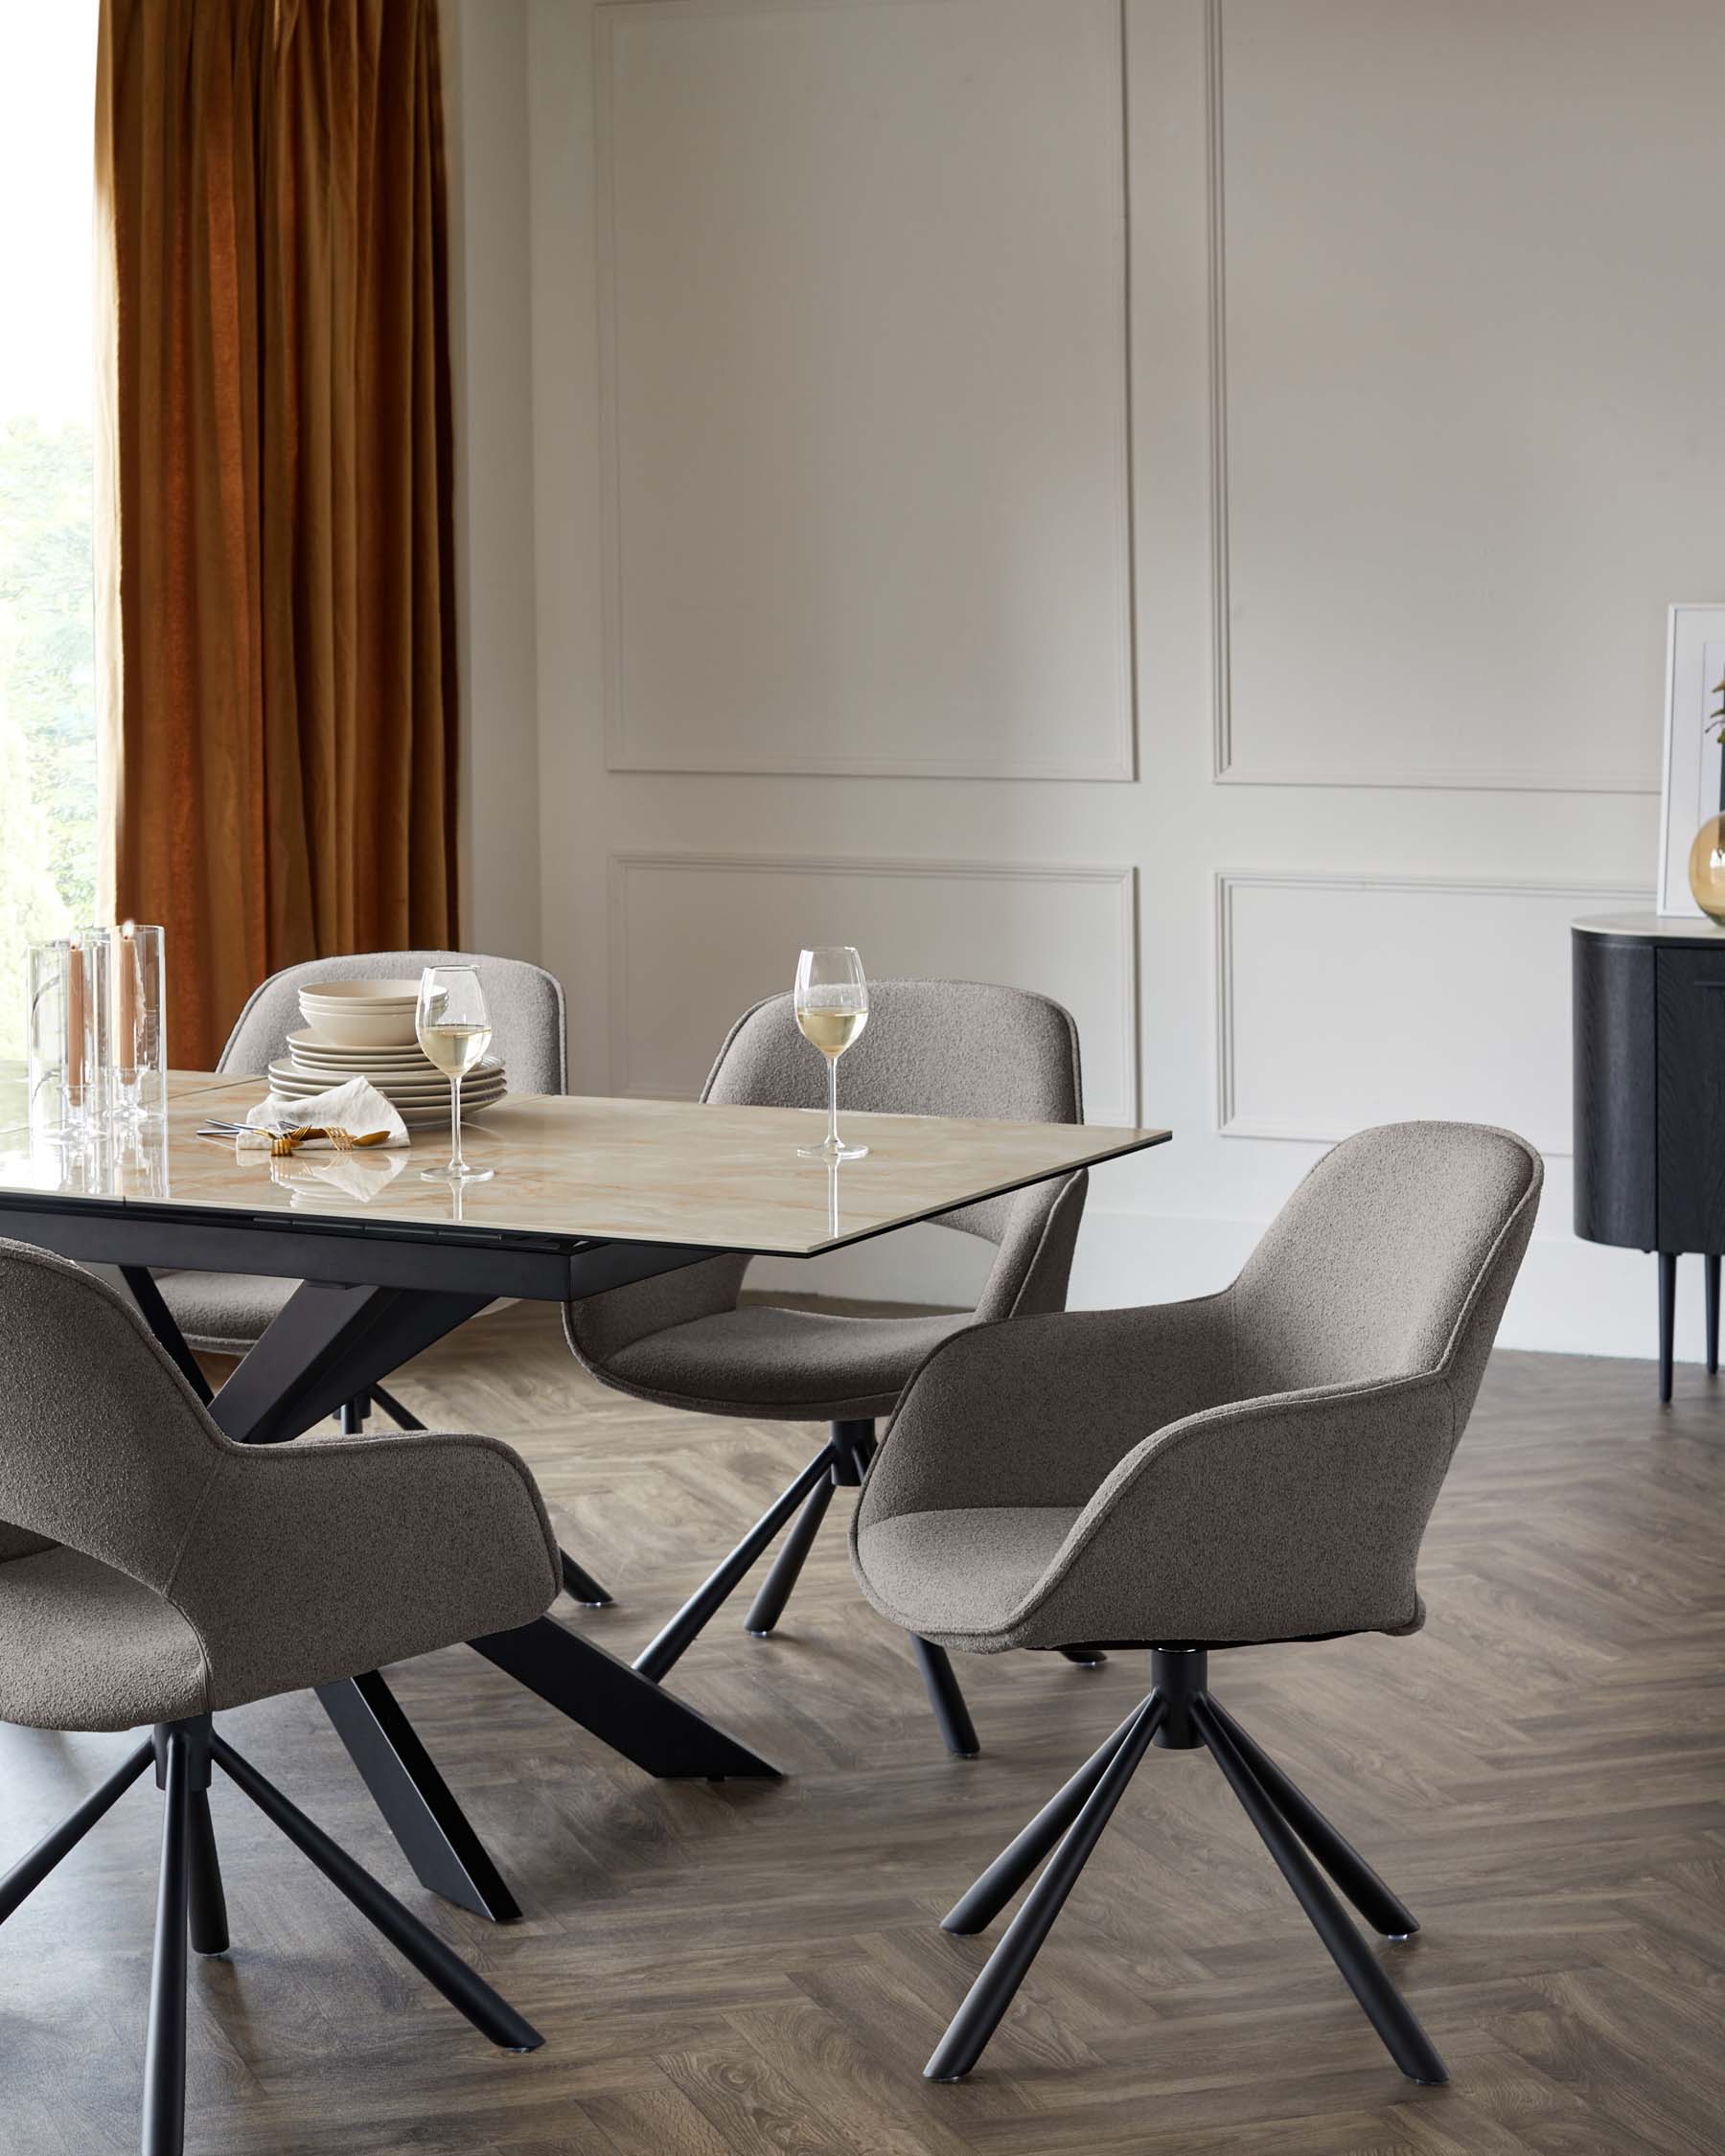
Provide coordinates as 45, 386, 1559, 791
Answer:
1574, 910, 1725, 1401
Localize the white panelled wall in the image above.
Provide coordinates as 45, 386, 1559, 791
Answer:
448, 0, 1725, 1360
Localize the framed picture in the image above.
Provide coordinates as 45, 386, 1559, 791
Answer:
1657, 605, 1725, 916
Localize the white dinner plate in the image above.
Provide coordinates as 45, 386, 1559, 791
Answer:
286, 1030, 439, 1065
266, 1062, 505, 1105
264, 1085, 507, 1111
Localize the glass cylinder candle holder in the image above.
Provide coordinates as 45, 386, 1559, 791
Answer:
107, 922, 168, 1123
26, 939, 76, 1135
66, 929, 112, 1131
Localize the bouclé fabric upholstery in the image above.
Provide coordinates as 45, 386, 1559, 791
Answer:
851, 1122, 1542, 1652
0, 1240, 561, 1732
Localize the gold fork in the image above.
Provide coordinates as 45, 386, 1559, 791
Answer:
268, 1127, 391, 1158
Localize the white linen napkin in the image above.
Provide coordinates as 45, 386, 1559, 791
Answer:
271, 1149, 409, 1204
238, 1075, 410, 1150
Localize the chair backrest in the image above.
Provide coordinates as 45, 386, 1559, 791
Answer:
0, 1240, 221, 1582
1230, 1121, 1542, 1408
702, 979, 1083, 1240
218, 951, 568, 1094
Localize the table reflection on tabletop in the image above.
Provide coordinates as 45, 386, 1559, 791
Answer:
267, 1147, 409, 1210
0, 1112, 172, 1202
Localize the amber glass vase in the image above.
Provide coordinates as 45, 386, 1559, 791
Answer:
1689, 815, 1725, 924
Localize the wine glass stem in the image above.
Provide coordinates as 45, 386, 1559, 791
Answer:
449, 1076, 465, 1175
826, 1055, 840, 1151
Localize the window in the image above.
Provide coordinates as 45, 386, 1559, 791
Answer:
0, 3, 100, 1065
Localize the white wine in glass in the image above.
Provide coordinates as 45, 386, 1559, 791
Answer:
794, 947, 869, 1160
417, 965, 495, 1182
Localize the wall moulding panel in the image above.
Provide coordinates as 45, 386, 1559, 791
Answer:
1215, 872, 1650, 1154
610, 852, 1139, 1121
595, 0, 1134, 780
1207, 0, 1723, 792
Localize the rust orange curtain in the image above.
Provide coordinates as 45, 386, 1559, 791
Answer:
95, 0, 459, 1067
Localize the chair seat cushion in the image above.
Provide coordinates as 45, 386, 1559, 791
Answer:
154, 1270, 298, 1355
853, 1505, 1084, 1648
603, 1305, 974, 1419
0, 1548, 209, 1732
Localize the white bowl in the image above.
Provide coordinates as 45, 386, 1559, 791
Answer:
299, 978, 426, 1003
298, 979, 436, 1047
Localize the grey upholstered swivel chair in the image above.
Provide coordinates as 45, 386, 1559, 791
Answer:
0, 1238, 560, 2155
849, 1121, 1542, 2084
149, 950, 608, 1605
564, 979, 1091, 1755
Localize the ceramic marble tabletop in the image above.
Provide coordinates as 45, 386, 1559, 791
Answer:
0, 1075, 1170, 1257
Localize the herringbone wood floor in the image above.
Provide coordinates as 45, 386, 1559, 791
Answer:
1, 1301, 1721, 2154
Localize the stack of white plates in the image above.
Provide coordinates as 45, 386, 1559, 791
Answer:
268, 992, 509, 1131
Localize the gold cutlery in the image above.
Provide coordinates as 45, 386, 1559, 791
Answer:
267, 1127, 391, 1158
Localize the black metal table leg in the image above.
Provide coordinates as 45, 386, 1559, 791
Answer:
120, 1268, 214, 1404
472, 1617, 780, 1779
314, 1671, 522, 1922
560, 1548, 615, 1607
208, 1283, 491, 1446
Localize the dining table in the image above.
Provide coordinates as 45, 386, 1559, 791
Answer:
0, 1070, 1170, 1922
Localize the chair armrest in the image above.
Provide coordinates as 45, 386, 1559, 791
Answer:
858, 1294, 1237, 1523
1024, 1371, 1457, 1647
167, 1429, 562, 1709
563, 1252, 751, 1370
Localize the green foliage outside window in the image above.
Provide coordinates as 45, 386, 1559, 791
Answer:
0, 418, 96, 1062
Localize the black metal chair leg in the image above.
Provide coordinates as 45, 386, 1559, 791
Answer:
829, 1418, 876, 1485
1057, 1645, 1107, 1668
338, 1390, 370, 1435
744, 1470, 836, 1636
910, 1637, 980, 1758
943, 1706, 1142, 1935
211, 1734, 542, 2053
1659, 1250, 1677, 1404
0, 1738, 152, 1926
187, 1789, 229, 1956
926, 1691, 1166, 2081
1192, 1698, 1447, 2084
1204, 1699, 1417, 1938
633, 1443, 837, 1682
143, 1729, 192, 2156
368, 1381, 426, 1432
560, 1548, 615, 1608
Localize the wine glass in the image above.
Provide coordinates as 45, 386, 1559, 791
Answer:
417, 965, 495, 1182
794, 947, 869, 1160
